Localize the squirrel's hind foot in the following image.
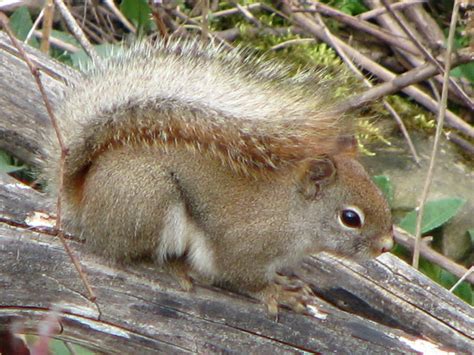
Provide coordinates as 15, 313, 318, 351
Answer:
166, 258, 194, 291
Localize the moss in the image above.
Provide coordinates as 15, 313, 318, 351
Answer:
386, 95, 436, 133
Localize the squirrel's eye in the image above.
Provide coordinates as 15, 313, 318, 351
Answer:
338, 206, 364, 229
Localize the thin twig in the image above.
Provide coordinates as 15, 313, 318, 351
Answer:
359, 0, 427, 20
79, 20, 104, 44
280, 2, 474, 139
149, 1, 169, 40
340, 48, 473, 111
200, 0, 209, 42
445, 132, 474, 156
394, 227, 474, 285
0, 12, 96, 300
103, 0, 136, 33
34, 30, 80, 53
93, 6, 119, 42
53, 0, 99, 61
382, 102, 420, 164
260, 2, 290, 21
428, 79, 441, 103
381, 0, 473, 110
231, 1, 262, 27
78, 12, 113, 43
402, 0, 445, 50
365, 0, 471, 110
270, 38, 315, 50
40, 0, 54, 54
313, 13, 420, 163
25, 7, 44, 44
449, 266, 474, 292
170, 8, 232, 49
412, 0, 460, 269
192, 3, 262, 20
293, 1, 420, 55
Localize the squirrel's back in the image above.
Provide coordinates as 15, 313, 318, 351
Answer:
44, 39, 356, 190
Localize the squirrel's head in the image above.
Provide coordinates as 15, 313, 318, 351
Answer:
294, 154, 393, 261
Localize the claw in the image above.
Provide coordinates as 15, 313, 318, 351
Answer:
265, 295, 279, 321
255, 276, 314, 318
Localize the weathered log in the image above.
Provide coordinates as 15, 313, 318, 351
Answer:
0, 31, 76, 166
0, 31, 472, 353
1, 173, 472, 353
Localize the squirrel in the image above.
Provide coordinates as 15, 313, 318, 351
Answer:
41, 39, 393, 315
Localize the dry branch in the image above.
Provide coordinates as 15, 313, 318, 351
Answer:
294, 1, 420, 55
364, 0, 472, 108
380, 0, 472, 109
359, 0, 427, 20
340, 48, 474, 111
53, 0, 98, 61
278, 1, 474, 139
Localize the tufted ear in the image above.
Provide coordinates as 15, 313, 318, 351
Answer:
296, 157, 337, 199
335, 135, 358, 156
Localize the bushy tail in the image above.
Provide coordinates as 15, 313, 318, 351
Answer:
43, 39, 359, 191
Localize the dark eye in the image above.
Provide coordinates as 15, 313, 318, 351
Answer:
338, 207, 364, 229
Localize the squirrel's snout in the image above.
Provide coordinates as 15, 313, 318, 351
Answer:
378, 233, 394, 254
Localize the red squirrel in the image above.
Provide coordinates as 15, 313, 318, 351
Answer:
42, 40, 393, 315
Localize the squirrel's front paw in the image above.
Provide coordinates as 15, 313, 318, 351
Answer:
255, 275, 314, 319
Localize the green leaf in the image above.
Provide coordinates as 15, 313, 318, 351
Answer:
9, 6, 38, 46
321, 0, 368, 15
398, 198, 466, 235
340, 0, 368, 15
419, 259, 473, 305
49, 338, 96, 355
373, 175, 393, 206
120, 0, 152, 32
419, 258, 441, 281
450, 62, 474, 83
25, 335, 96, 354
9, 6, 39, 47
0, 151, 24, 173
390, 243, 409, 259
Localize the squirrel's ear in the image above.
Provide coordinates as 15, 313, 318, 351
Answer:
336, 135, 357, 155
295, 157, 337, 199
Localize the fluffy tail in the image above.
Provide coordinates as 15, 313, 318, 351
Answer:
44, 39, 357, 186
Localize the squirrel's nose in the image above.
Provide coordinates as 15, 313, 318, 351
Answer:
379, 233, 394, 253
